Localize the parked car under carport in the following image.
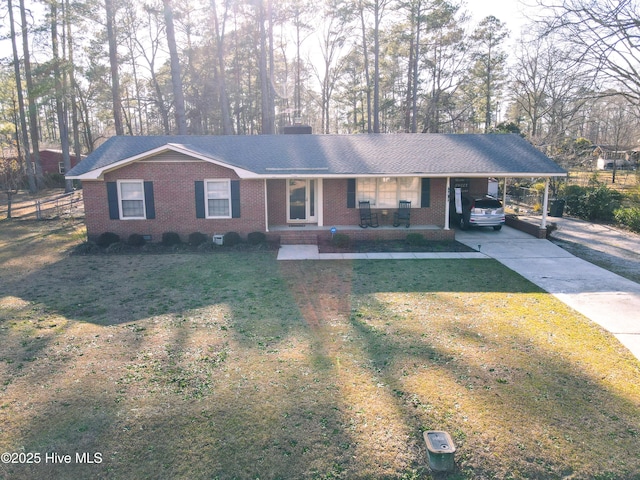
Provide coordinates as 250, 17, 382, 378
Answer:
450, 195, 505, 231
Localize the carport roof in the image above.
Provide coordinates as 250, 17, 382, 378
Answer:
66, 133, 567, 180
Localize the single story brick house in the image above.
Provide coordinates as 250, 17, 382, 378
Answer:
66, 133, 566, 244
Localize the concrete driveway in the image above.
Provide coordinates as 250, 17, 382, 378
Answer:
455, 224, 640, 361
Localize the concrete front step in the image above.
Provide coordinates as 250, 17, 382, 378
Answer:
278, 231, 318, 245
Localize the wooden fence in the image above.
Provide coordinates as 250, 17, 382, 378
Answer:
1, 190, 84, 220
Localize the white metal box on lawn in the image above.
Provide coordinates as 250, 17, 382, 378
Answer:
213, 235, 224, 245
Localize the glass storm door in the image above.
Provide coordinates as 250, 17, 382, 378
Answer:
288, 179, 316, 223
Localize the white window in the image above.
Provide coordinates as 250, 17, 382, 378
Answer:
206, 179, 231, 218
357, 177, 420, 208
58, 162, 65, 174
357, 178, 377, 204
118, 180, 145, 219
398, 177, 420, 205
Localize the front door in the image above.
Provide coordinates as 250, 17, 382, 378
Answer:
287, 179, 317, 223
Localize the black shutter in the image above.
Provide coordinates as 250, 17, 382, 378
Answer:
231, 180, 240, 218
421, 178, 431, 207
347, 179, 356, 208
144, 181, 155, 219
107, 182, 119, 220
195, 181, 205, 218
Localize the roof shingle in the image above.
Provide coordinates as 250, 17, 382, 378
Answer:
66, 133, 567, 178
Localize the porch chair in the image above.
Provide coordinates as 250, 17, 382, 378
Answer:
393, 200, 411, 227
358, 201, 379, 228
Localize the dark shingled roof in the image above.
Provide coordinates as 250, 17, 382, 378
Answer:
66, 133, 566, 178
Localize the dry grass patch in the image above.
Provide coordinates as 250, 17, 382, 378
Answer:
1, 219, 639, 479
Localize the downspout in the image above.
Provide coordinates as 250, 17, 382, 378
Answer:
264, 179, 269, 232
541, 177, 549, 229
444, 176, 451, 230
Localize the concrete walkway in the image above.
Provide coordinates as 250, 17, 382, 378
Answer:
277, 226, 640, 361
455, 227, 640, 361
276, 244, 485, 261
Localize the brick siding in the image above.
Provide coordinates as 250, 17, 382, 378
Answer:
322, 178, 448, 227
82, 151, 478, 243
84, 154, 265, 242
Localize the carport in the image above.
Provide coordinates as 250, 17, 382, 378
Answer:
443, 176, 564, 232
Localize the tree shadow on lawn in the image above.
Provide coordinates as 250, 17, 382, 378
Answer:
3, 250, 640, 478
346, 281, 640, 478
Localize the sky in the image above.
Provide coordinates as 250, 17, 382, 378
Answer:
465, 0, 533, 38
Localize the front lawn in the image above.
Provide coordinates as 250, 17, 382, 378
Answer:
1, 219, 639, 479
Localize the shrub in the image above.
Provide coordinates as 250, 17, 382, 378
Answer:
614, 207, 640, 233
96, 232, 120, 248
127, 233, 146, 247
406, 233, 425, 246
197, 241, 215, 252
582, 185, 622, 221
188, 232, 209, 246
332, 233, 350, 248
73, 241, 100, 255
162, 232, 182, 246
562, 184, 622, 221
106, 242, 127, 253
247, 231, 266, 245
223, 231, 241, 246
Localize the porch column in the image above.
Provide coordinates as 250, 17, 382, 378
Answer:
541, 177, 549, 229
317, 178, 324, 226
444, 176, 451, 230
264, 179, 269, 232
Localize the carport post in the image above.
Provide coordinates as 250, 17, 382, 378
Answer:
541, 177, 549, 229
444, 177, 451, 230
502, 178, 507, 206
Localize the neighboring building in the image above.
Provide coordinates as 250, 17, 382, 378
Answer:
66, 133, 566, 244
593, 145, 639, 170
40, 149, 83, 175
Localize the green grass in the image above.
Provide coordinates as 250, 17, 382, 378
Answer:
1, 219, 639, 479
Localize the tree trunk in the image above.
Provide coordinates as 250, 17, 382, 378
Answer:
358, 0, 371, 133
373, 0, 380, 133
211, 0, 233, 134
19, 0, 44, 188
105, 0, 124, 135
6, 192, 13, 219
7, 0, 36, 193
163, 0, 188, 135
50, 1, 73, 192
257, 0, 273, 134
66, 0, 82, 179
411, 3, 421, 134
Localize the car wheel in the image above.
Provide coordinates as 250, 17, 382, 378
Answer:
493, 225, 502, 231
459, 215, 469, 230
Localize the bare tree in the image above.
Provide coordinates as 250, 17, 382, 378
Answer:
536, 0, 640, 103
